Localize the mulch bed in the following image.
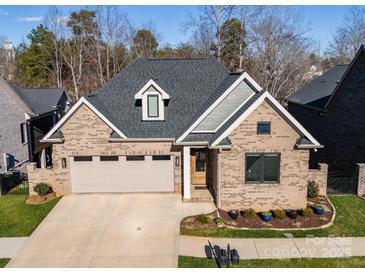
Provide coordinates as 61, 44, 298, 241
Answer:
25, 192, 58, 205
181, 196, 333, 230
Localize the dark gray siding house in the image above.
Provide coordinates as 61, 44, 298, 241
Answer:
0, 77, 68, 174
286, 45, 365, 174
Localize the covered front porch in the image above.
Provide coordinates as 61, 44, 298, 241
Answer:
182, 146, 218, 203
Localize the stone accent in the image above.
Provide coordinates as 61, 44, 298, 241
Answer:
357, 163, 365, 197
27, 103, 182, 195
308, 163, 328, 196
217, 101, 311, 211
27, 163, 57, 195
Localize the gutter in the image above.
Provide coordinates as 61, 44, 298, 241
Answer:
109, 138, 175, 143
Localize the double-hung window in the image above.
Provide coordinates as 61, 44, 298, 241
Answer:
245, 153, 280, 183
147, 95, 159, 118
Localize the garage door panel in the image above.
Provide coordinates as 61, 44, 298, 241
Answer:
70, 156, 174, 193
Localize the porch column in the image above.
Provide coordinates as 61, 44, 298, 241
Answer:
183, 146, 191, 199
40, 149, 46, 169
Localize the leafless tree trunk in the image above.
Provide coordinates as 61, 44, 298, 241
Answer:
94, 6, 133, 86
183, 5, 233, 61
247, 7, 313, 101
44, 7, 65, 88
327, 6, 365, 63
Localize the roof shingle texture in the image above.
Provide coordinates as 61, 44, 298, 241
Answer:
86, 57, 229, 138
286, 65, 349, 109
12, 87, 65, 115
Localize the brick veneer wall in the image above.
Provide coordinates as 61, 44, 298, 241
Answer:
357, 163, 365, 197
217, 100, 311, 211
27, 104, 182, 195
308, 163, 328, 196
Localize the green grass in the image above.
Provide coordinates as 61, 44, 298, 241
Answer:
0, 259, 10, 268
0, 194, 61, 237
181, 196, 365, 238
179, 256, 365, 268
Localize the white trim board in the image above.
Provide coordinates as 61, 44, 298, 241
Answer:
177, 72, 263, 142
42, 97, 127, 141
211, 91, 322, 147
134, 79, 170, 100
192, 90, 256, 133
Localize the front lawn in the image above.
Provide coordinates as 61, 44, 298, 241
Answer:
0, 259, 9, 268
179, 256, 365, 268
0, 194, 61, 237
181, 196, 365, 238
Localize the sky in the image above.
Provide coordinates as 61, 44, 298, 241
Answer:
0, 5, 356, 53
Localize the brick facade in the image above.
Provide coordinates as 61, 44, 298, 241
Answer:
308, 163, 328, 196
27, 100, 322, 210
357, 163, 365, 197
27, 104, 182, 195
217, 101, 313, 211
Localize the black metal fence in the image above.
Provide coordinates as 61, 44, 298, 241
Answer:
327, 170, 358, 195
0, 172, 29, 195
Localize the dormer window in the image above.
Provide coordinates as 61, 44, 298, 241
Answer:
147, 95, 159, 117
135, 79, 170, 121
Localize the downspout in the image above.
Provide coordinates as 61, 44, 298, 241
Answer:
26, 120, 33, 163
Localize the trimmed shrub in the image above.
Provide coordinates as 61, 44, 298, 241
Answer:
273, 209, 286, 219
215, 217, 225, 225
196, 214, 211, 224
307, 180, 319, 198
302, 207, 314, 218
33, 183, 53, 196
243, 208, 256, 218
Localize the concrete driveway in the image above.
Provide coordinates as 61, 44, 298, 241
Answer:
8, 193, 182, 268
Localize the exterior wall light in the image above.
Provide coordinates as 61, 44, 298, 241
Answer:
175, 156, 180, 167
61, 158, 67, 168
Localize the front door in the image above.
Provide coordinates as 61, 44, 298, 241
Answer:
191, 148, 208, 185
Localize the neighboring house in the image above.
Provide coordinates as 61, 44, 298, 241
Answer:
286, 45, 365, 174
0, 77, 69, 173
303, 65, 323, 82
29, 57, 324, 211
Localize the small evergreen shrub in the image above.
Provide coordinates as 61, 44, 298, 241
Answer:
215, 217, 225, 225
273, 209, 286, 219
307, 180, 319, 198
302, 207, 314, 218
196, 214, 211, 224
243, 208, 256, 218
33, 183, 53, 196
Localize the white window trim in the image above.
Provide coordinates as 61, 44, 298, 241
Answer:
42, 97, 127, 141
211, 91, 322, 147
135, 79, 170, 100
142, 90, 165, 121
135, 79, 170, 121
177, 72, 262, 142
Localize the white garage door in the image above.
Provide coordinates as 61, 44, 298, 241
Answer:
70, 155, 174, 193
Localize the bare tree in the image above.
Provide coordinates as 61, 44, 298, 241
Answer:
327, 6, 365, 64
234, 6, 263, 70
247, 7, 313, 101
59, 9, 98, 100
94, 6, 133, 86
183, 5, 234, 61
44, 7, 66, 88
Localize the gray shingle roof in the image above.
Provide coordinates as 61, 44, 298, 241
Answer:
286, 65, 349, 109
85, 57, 229, 139
12, 87, 66, 115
